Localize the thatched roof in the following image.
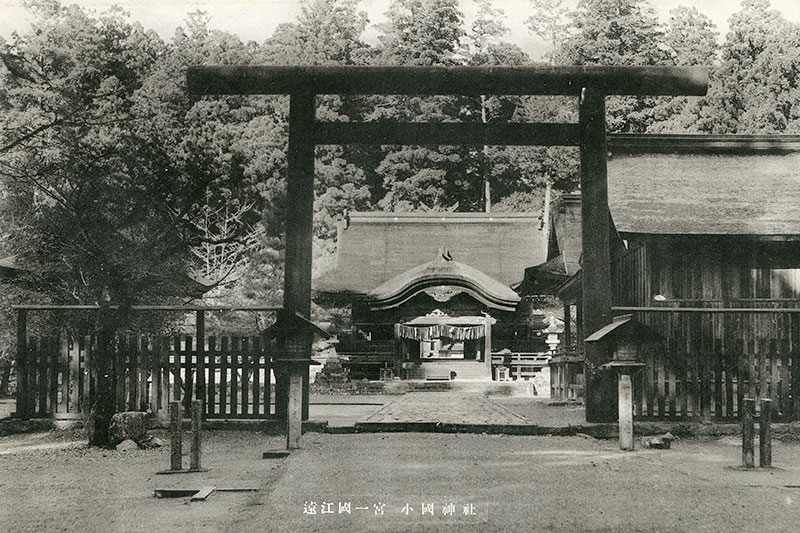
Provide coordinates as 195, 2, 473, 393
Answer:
608, 153, 800, 236
315, 212, 547, 295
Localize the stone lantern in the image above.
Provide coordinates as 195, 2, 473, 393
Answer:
586, 314, 660, 450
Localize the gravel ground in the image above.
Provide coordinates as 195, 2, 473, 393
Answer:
0, 429, 286, 532
235, 432, 800, 533
488, 397, 587, 427
3, 428, 800, 532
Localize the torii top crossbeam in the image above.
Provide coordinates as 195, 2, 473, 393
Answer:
188, 65, 707, 96
187, 65, 707, 426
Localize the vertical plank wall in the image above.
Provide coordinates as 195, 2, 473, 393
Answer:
16, 335, 276, 420
612, 239, 800, 421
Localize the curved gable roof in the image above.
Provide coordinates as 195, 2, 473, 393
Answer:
366, 254, 520, 312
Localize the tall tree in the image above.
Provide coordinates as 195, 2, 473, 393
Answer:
526, 0, 570, 63
0, 2, 269, 445
647, 6, 720, 133
663, 6, 719, 66
465, 0, 534, 211
262, 0, 377, 240
556, 0, 671, 132
369, 0, 474, 211
718, 0, 800, 133
0, 0, 182, 445
651, 0, 800, 134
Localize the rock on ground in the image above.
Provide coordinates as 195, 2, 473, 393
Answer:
108, 412, 149, 445
138, 435, 165, 449
115, 438, 138, 452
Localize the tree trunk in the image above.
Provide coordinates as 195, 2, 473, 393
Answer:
87, 330, 116, 447
87, 307, 123, 447
0, 363, 11, 397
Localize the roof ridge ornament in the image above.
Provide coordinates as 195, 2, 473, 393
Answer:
438, 247, 453, 262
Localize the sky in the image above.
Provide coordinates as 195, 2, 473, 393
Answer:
2, 0, 800, 60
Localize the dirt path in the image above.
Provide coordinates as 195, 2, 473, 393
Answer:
4, 428, 800, 531
232, 433, 800, 532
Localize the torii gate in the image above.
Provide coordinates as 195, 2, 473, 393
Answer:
187, 65, 707, 439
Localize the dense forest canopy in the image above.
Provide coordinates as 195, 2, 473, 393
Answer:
1, 0, 799, 316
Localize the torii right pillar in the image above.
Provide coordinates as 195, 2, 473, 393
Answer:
579, 87, 616, 423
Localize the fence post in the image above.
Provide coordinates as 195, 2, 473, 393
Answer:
16, 309, 28, 420
759, 398, 772, 468
742, 398, 755, 468
170, 401, 182, 471
196, 310, 205, 418
191, 399, 202, 471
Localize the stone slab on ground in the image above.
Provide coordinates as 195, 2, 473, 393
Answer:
361, 392, 532, 426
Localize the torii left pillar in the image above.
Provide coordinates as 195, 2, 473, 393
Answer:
276, 90, 316, 437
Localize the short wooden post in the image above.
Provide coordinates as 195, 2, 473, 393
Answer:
759, 398, 772, 468
191, 399, 202, 470
170, 401, 182, 471
287, 369, 303, 450
195, 311, 206, 417
742, 398, 755, 468
618, 372, 634, 451
16, 309, 28, 419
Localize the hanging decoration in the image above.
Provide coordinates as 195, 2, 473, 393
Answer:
395, 323, 486, 341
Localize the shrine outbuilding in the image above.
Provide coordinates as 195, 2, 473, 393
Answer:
538, 134, 800, 421
315, 211, 553, 380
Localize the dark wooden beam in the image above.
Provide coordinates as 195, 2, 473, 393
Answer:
314, 122, 581, 146
579, 87, 615, 423
281, 90, 316, 430
608, 133, 800, 155
187, 65, 708, 97
11, 305, 282, 311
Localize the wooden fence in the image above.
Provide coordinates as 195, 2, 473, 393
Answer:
16, 334, 277, 420
549, 349, 585, 402
491, 352, 551, 380
630, 309, 800, 421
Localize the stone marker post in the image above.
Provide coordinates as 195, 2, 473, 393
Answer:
759, 398, 772, 468
618, 372, 634, 450
742, 398, 755, 468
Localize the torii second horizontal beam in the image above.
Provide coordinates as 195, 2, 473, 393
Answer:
187, 65, 708, 97
313, 122, 581, 146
